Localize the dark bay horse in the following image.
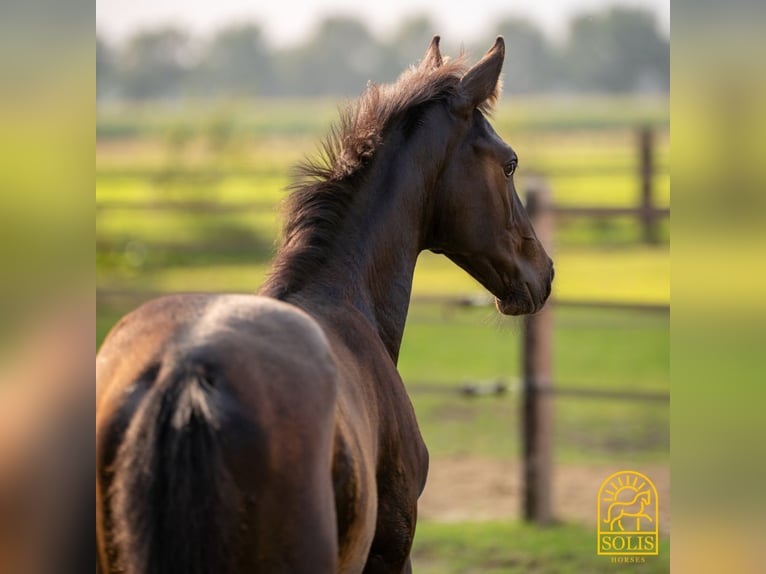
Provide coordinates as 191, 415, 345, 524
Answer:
96, 36, 554, 574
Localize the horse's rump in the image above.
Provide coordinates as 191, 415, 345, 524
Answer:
96, 294, 340, 573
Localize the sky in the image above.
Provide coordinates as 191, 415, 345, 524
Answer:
96, 0, 669, 47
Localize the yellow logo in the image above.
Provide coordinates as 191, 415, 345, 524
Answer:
597, 470, 658, 556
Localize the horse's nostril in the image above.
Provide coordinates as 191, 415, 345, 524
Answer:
550, 266, 555, 282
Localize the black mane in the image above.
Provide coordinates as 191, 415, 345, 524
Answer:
262, 56, 481, 299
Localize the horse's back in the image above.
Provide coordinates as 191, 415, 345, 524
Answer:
96, 293, 338, 573
98, 292, 336, 385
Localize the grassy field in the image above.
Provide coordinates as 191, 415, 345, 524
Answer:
96, 97, 669, 140
399, 303, 668, 464
96, 97, 670, 569
412, 520, 669, 573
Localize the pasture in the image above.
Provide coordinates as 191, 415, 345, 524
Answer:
412, 520, 670, 573
97, 96, 669, 571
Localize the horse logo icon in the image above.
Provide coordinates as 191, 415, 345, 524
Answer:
597, 471, 658, 556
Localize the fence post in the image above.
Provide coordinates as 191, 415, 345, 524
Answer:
639, 126, 657, 244
522, 180, 554, 525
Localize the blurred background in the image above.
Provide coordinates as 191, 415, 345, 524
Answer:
96, 0, 669, 571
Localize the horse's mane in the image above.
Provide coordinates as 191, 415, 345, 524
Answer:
262, 54, 497, 299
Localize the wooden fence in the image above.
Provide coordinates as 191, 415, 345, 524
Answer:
519, 129, 669, 523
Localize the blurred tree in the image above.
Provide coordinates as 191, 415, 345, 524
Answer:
96, 34, 116, 100
279, 16, 383, 96
387, 15, 438, 75
198, 24, 276, 97
494, 18, 557, 93
97, 7, 670, 101
564, 7, 669, 93
120, 27, 194, 100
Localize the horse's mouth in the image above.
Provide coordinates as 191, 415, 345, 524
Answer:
495, 286, 540, 316
495, 268, 554, 316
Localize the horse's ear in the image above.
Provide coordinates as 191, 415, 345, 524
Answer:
460, 36, 505, 110
420, 35, 443, 70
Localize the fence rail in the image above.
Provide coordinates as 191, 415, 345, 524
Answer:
94, 163, 669, 181
552, 205, 669, 218
409, 294, 669, 314
96, 193, 669, 220
405, 379, 669, 402
97, 288, 669, 315
95, 199, 276, 214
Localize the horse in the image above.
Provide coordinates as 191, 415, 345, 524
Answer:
604, 490, 654, 532
96, 36, 554, 574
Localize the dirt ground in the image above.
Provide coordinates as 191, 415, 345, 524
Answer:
419, 456, 670, 535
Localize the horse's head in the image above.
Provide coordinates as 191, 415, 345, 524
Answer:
421, 37, 554, 315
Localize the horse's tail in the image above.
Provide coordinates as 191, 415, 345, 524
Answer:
111, 362, 240, 574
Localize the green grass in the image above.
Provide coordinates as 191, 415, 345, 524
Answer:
96, 99, 341, 140
96, 99, 670, 284
411, 520, 670, 573
96, 96, 668, 140
411, 248, 670, 304
399, 305, 668, 391
95, 174, 291, 204
398, 304, 668, 463
95, 247, 669, 305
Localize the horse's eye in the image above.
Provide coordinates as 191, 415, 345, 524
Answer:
503, 159, 517, 177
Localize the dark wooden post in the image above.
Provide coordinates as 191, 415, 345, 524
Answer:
522, 180, 554, 525
639, 126, 657, 244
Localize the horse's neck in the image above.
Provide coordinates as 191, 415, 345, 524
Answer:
350, 187, 422, 361
283, 160, 425, 363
